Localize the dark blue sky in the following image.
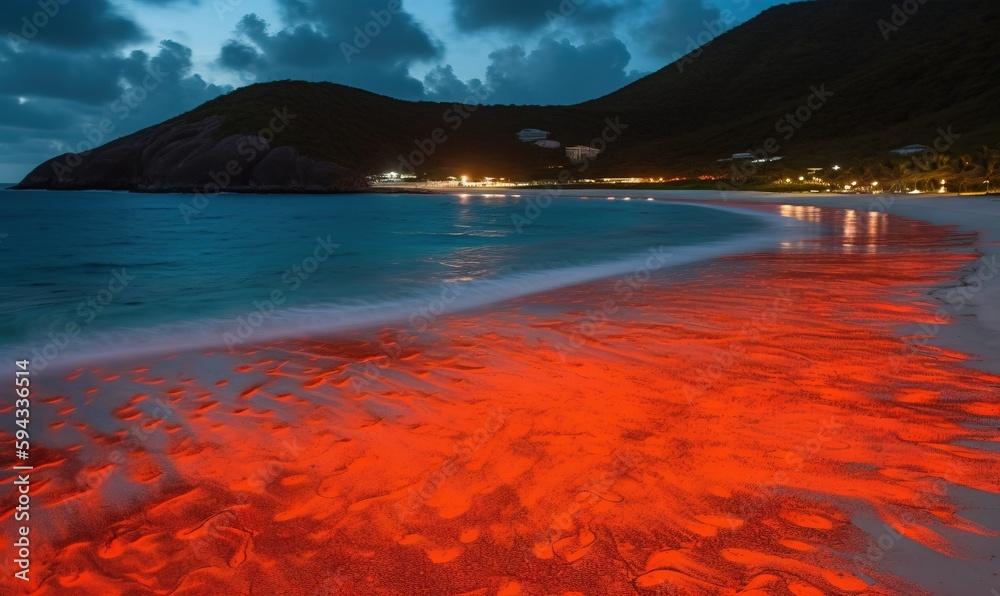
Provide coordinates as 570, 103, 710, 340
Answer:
0, 0, 796, 180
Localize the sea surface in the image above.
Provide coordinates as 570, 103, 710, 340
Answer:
0, 190, 784, 368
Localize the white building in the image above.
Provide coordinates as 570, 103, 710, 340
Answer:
566, 145, 601, 161
891, 144, 931, 156
717, 153, 784, 163
517, 129, 550, 142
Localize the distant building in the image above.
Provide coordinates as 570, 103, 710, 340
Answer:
535, 140, 561, 149
891, 144, 931, 156
717, 153, 784, 163
376, 171, 417, 182
518, 129, 550, 142
566, 145, 601, 161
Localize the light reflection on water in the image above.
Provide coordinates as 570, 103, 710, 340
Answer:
777, 204, 893, 254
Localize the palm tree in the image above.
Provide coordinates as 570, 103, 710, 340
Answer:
889, 157, 910, 192
927, 153, 952, 192
980, 144, 1000, 193
953, 154, 980, 193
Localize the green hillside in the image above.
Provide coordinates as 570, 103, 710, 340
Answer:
37, 0, 1000, 189
584, 0, 1000, 176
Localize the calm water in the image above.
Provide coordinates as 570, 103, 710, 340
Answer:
0, 191, 774, 367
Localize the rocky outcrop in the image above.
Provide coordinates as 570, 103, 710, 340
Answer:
13, 115, 368, 193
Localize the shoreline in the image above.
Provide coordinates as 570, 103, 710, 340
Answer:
388, 186, 999, 376
490, 188, 1000, 376
558, 189, 1000, 594
7, 181, 994, 199
394, 187, 1000, 591
3, 191, 998, 594
0, 200, 788, 374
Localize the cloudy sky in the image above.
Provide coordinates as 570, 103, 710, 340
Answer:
0, 0, 792, 180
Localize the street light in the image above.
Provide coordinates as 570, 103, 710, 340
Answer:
832, 165, 841, 171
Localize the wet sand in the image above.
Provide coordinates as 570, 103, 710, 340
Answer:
2, 201, 999, 595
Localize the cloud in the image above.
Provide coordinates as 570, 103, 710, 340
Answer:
484, 36, 641, 104
633, 0, 729, 58
422, 65, 490, 103
0, 36, 226, 107
0, 2, 230, 180
215, 0, 641, 107
0, 39, 229, 180
118, 40, 231, 123
424, 35, 642, 105
0, 41, 127, 104
209, 0, 645, 106
216, 1, 442, 99
451, 0, 633, 33
274, 0, 312, 22
1, 0, 146, 52
0, 96, 75, 131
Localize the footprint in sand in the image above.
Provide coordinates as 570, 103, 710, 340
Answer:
780, 509, 835, 530
426, 547, 462, 563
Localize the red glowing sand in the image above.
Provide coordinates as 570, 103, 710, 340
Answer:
2, 205, 998, 594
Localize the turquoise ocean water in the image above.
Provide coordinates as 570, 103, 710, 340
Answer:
0, 191, 780, 368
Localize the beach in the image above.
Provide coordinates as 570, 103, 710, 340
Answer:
1, 192, 998, 594
663, 191, 1000, 376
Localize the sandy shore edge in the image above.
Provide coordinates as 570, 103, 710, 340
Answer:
568, 189, 1000, 595
664, 191, 1000, 375
422, 188, 1000, 375
386, 186, 999, 372
411, 187, 1000, 594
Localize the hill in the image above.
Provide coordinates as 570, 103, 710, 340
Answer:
14, 0, 1000, 192
584, 0, 1000, 177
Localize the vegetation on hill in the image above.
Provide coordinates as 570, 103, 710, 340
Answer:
61, 0, 1000, 190
583, 0, 1000, 189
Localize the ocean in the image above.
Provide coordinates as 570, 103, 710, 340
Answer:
0, 190, 784, 369
6, 192, 983, 595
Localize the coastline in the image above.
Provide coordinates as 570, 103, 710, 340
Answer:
3, 191, 998, 594
681, 191, 1000, 377
388, 187, 1000, 592
557, 189, 1000, 594
391, 186, 1000, 375
450, 188, 1000, 376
